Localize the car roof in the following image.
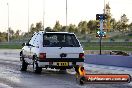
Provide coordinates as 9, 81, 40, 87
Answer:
38, 31, 74, 35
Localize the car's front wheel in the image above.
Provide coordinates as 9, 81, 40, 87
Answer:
33, 61, 42, 74
20, 59, 28, 71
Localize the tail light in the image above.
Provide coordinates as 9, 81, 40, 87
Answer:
79, 53, 84, 59
39, 53, 46, 60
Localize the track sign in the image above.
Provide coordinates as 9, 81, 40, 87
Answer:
96, 14, 100, 20
96, 30, 106, 37
96, 14, 107, 20
96, 14, 107, 37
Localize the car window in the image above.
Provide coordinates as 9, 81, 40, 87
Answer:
43, 33, 80, 47
29, 33, 39, 46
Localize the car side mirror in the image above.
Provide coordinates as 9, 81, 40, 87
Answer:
22, 43, 31, 46
22, 43, 27, 46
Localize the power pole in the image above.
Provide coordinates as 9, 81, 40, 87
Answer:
28, 0, 29, 32
104, 0, 106, 14
7, 3, 9, 43
43, 0, 45, 31
66, 0, 67, 31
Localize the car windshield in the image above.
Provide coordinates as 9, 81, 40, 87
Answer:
43, 33, 80, 47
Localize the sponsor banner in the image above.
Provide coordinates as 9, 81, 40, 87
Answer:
84, 74, 131, 83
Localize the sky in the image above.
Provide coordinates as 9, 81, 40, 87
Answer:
0, 0, 132, 32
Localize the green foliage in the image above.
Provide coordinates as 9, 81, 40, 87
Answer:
0, 32, 7, 42
87, 20, 96, 33
30, 22, 43, 34
78, 21, 88, 34
68, 24, 76, 32
110, 18, 116, 30
45, 27, 52, 32
60, 26, 67, 32
110, 14, 129, 32
53, 21, 62, 31
128, 23, 132, 31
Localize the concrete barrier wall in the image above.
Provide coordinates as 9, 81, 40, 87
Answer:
85, 55, 132, 68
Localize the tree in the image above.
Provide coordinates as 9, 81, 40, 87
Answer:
115, 21, 122, 32
30, 24, 35, 33
121, 14, 129, 24
87, 20, 96, 33
35, 22, 43, 32
29, 22, 43, 34
68, 24, 76, 32
8, 27, 14, 37
0, 32, 7, 42
128, 23, 132, 31
53, 21, 62, 31
120, 14, 129, 31
110, 18, 116, 31
13, 30, 21, 40
78, 21, 88, 34
60, 26, 67, 32
45, 27, 52, 32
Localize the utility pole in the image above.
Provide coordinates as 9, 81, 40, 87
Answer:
7, 3, 9, 43
43, 0, 45, 31
104, 0, 106, 14
65, 0, 67, 31
28, 0, 29, 32
66, 0, 67, 27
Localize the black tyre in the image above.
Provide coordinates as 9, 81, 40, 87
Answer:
33, 61, 42, 74
76, 76, 85, 85
79, 77, 85, 85
20, 60, 28, 71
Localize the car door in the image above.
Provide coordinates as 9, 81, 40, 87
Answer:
22, 43, 32, 62
30, 33, 40, 58
22, 33, 36, 63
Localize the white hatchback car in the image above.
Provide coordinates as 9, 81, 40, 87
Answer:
20, 31, 84, 73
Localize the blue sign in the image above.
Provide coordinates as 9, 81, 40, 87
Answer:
97, 31, 106, 36
100, 15, 104, 19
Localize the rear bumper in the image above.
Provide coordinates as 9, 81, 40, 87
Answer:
38, 58, 84, 62
38, 63, 83, 69
37, 58, 84, 68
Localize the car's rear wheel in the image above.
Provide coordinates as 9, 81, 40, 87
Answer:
76, 76, 85, 85
33, 61, 42, 74
20, 59, 28, 71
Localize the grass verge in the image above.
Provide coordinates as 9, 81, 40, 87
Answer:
0, 45, 22, 49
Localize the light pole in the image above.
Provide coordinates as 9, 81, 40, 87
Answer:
66, 0, 67, 27
65, 0, 67, 31
43, 0, 45, 30
104, 0, 106, 14
28, 0, 29, 32
7, 3, 9, 43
